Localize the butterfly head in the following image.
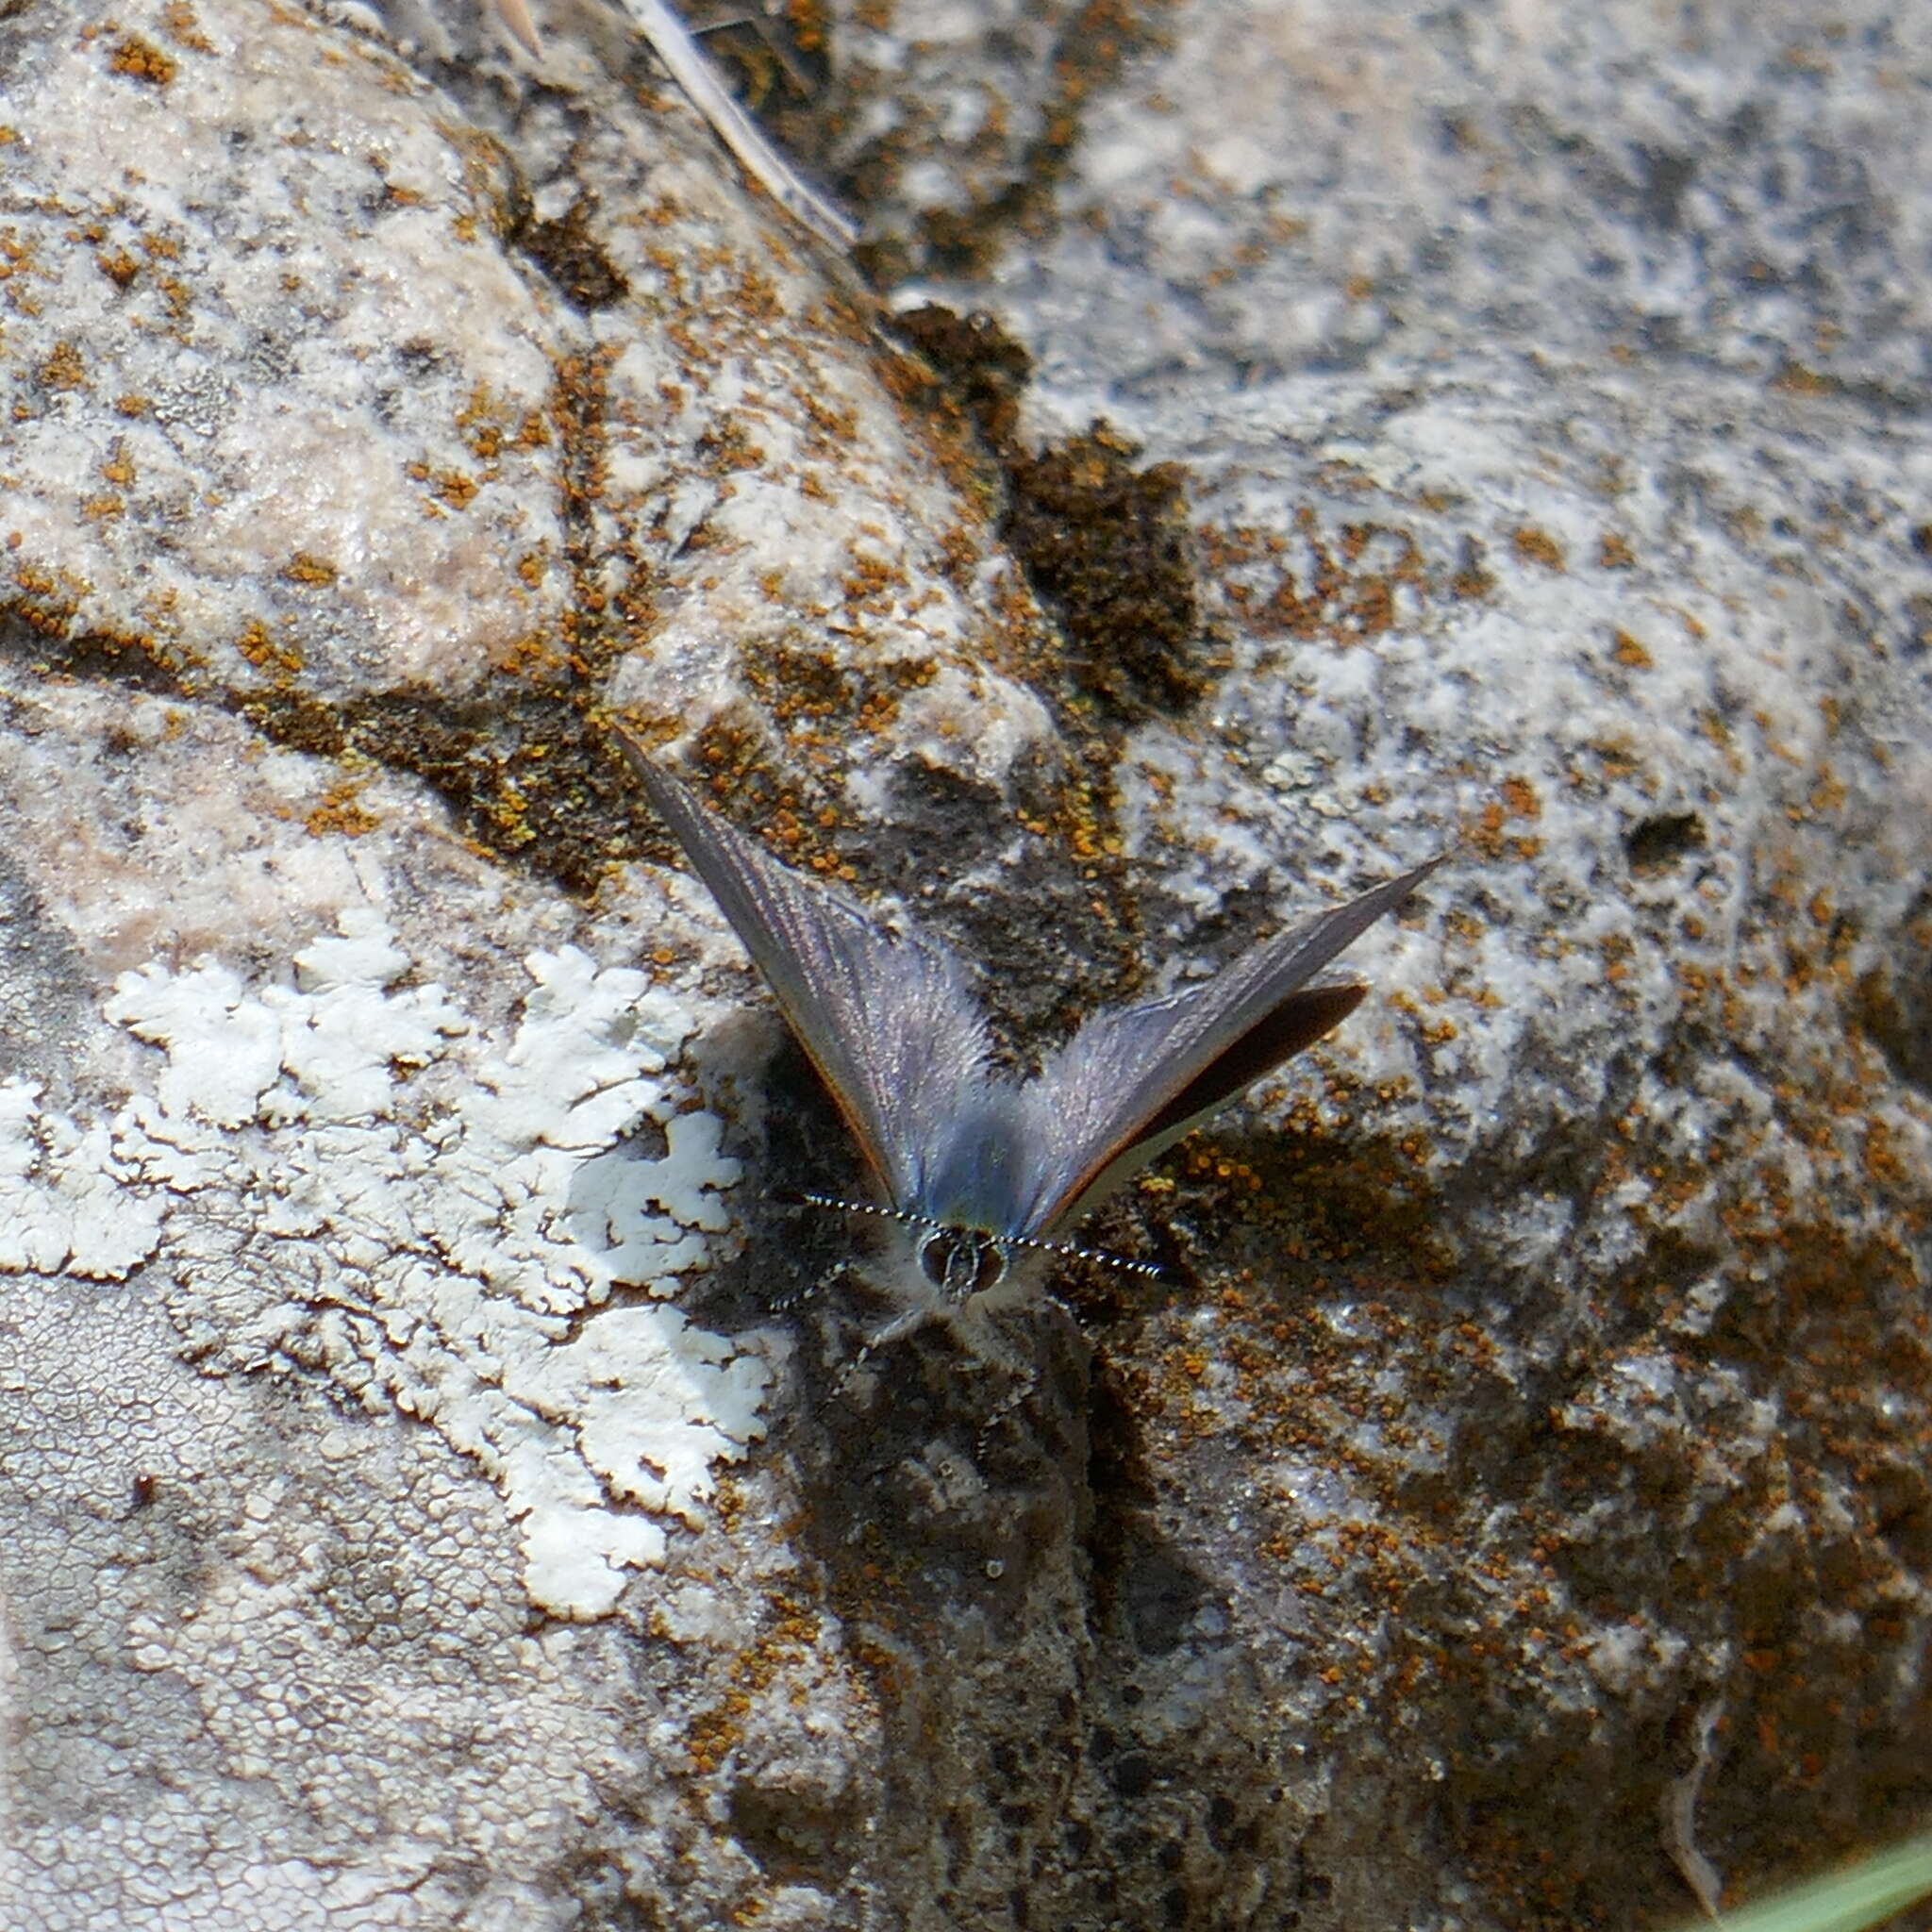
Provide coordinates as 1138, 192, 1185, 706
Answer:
915, 1223, 1014, 1302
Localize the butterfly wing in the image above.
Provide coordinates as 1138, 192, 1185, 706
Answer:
623, 741, 994, 1214
1013, 858, 1441, 1235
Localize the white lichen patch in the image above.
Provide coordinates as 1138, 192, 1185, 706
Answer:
0, 1081, 165, 1279
2, 909, 763, 1620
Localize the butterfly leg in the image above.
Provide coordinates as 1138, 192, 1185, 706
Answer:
972, 1364, 1041, 1462
791, 1298, 949, 1423
758, 1256, 887, 1424
766, 1253, 855, 1315
858, 1303, 945, 1356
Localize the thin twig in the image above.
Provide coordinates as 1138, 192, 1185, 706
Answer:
490, 0, 857, 251
625, 0, 859, 250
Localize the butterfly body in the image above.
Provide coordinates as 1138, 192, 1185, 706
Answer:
622, 739, 1438, 1357
916, 1085, 1034, 1242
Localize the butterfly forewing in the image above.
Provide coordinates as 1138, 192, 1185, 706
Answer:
624, 741, 995, 1214
1013, 859, 1441, 1235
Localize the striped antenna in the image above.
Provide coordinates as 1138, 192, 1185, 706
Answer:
781, 1190, 1167, 1282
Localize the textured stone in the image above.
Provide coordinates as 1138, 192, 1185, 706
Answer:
2, 0, 1928, 1928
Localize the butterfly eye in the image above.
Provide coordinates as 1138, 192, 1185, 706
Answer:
918, 1226, 1009, 1301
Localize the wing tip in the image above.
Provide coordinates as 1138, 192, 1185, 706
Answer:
614, 730, 726, 859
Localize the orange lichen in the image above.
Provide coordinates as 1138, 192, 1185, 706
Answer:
305, 783, 381, 839
1509, 525, 1567, 571
282, 551, 339, 587
108, 34, 178, 84
42, 341, 86, 390
160, 1, 216, 52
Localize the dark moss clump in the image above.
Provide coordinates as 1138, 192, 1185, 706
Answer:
891, 305, 1034, 452
1001, 425, 1206, 722
234, 690, 654, 896
894, 308, 1207, 724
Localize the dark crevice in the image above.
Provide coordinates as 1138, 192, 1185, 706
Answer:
521, 198, 630, 312
1624, 810, 1707, 869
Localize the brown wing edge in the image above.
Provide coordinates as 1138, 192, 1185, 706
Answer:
1133, 982, 1367, 1149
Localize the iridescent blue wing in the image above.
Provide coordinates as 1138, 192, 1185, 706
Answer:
1013, 860, 1440, 1236
622, 741, 994, 1216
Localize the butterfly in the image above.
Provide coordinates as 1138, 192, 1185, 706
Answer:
621, 737, 1439, 1357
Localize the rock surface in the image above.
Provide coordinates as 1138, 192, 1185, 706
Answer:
2, 0, 1928, 1928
